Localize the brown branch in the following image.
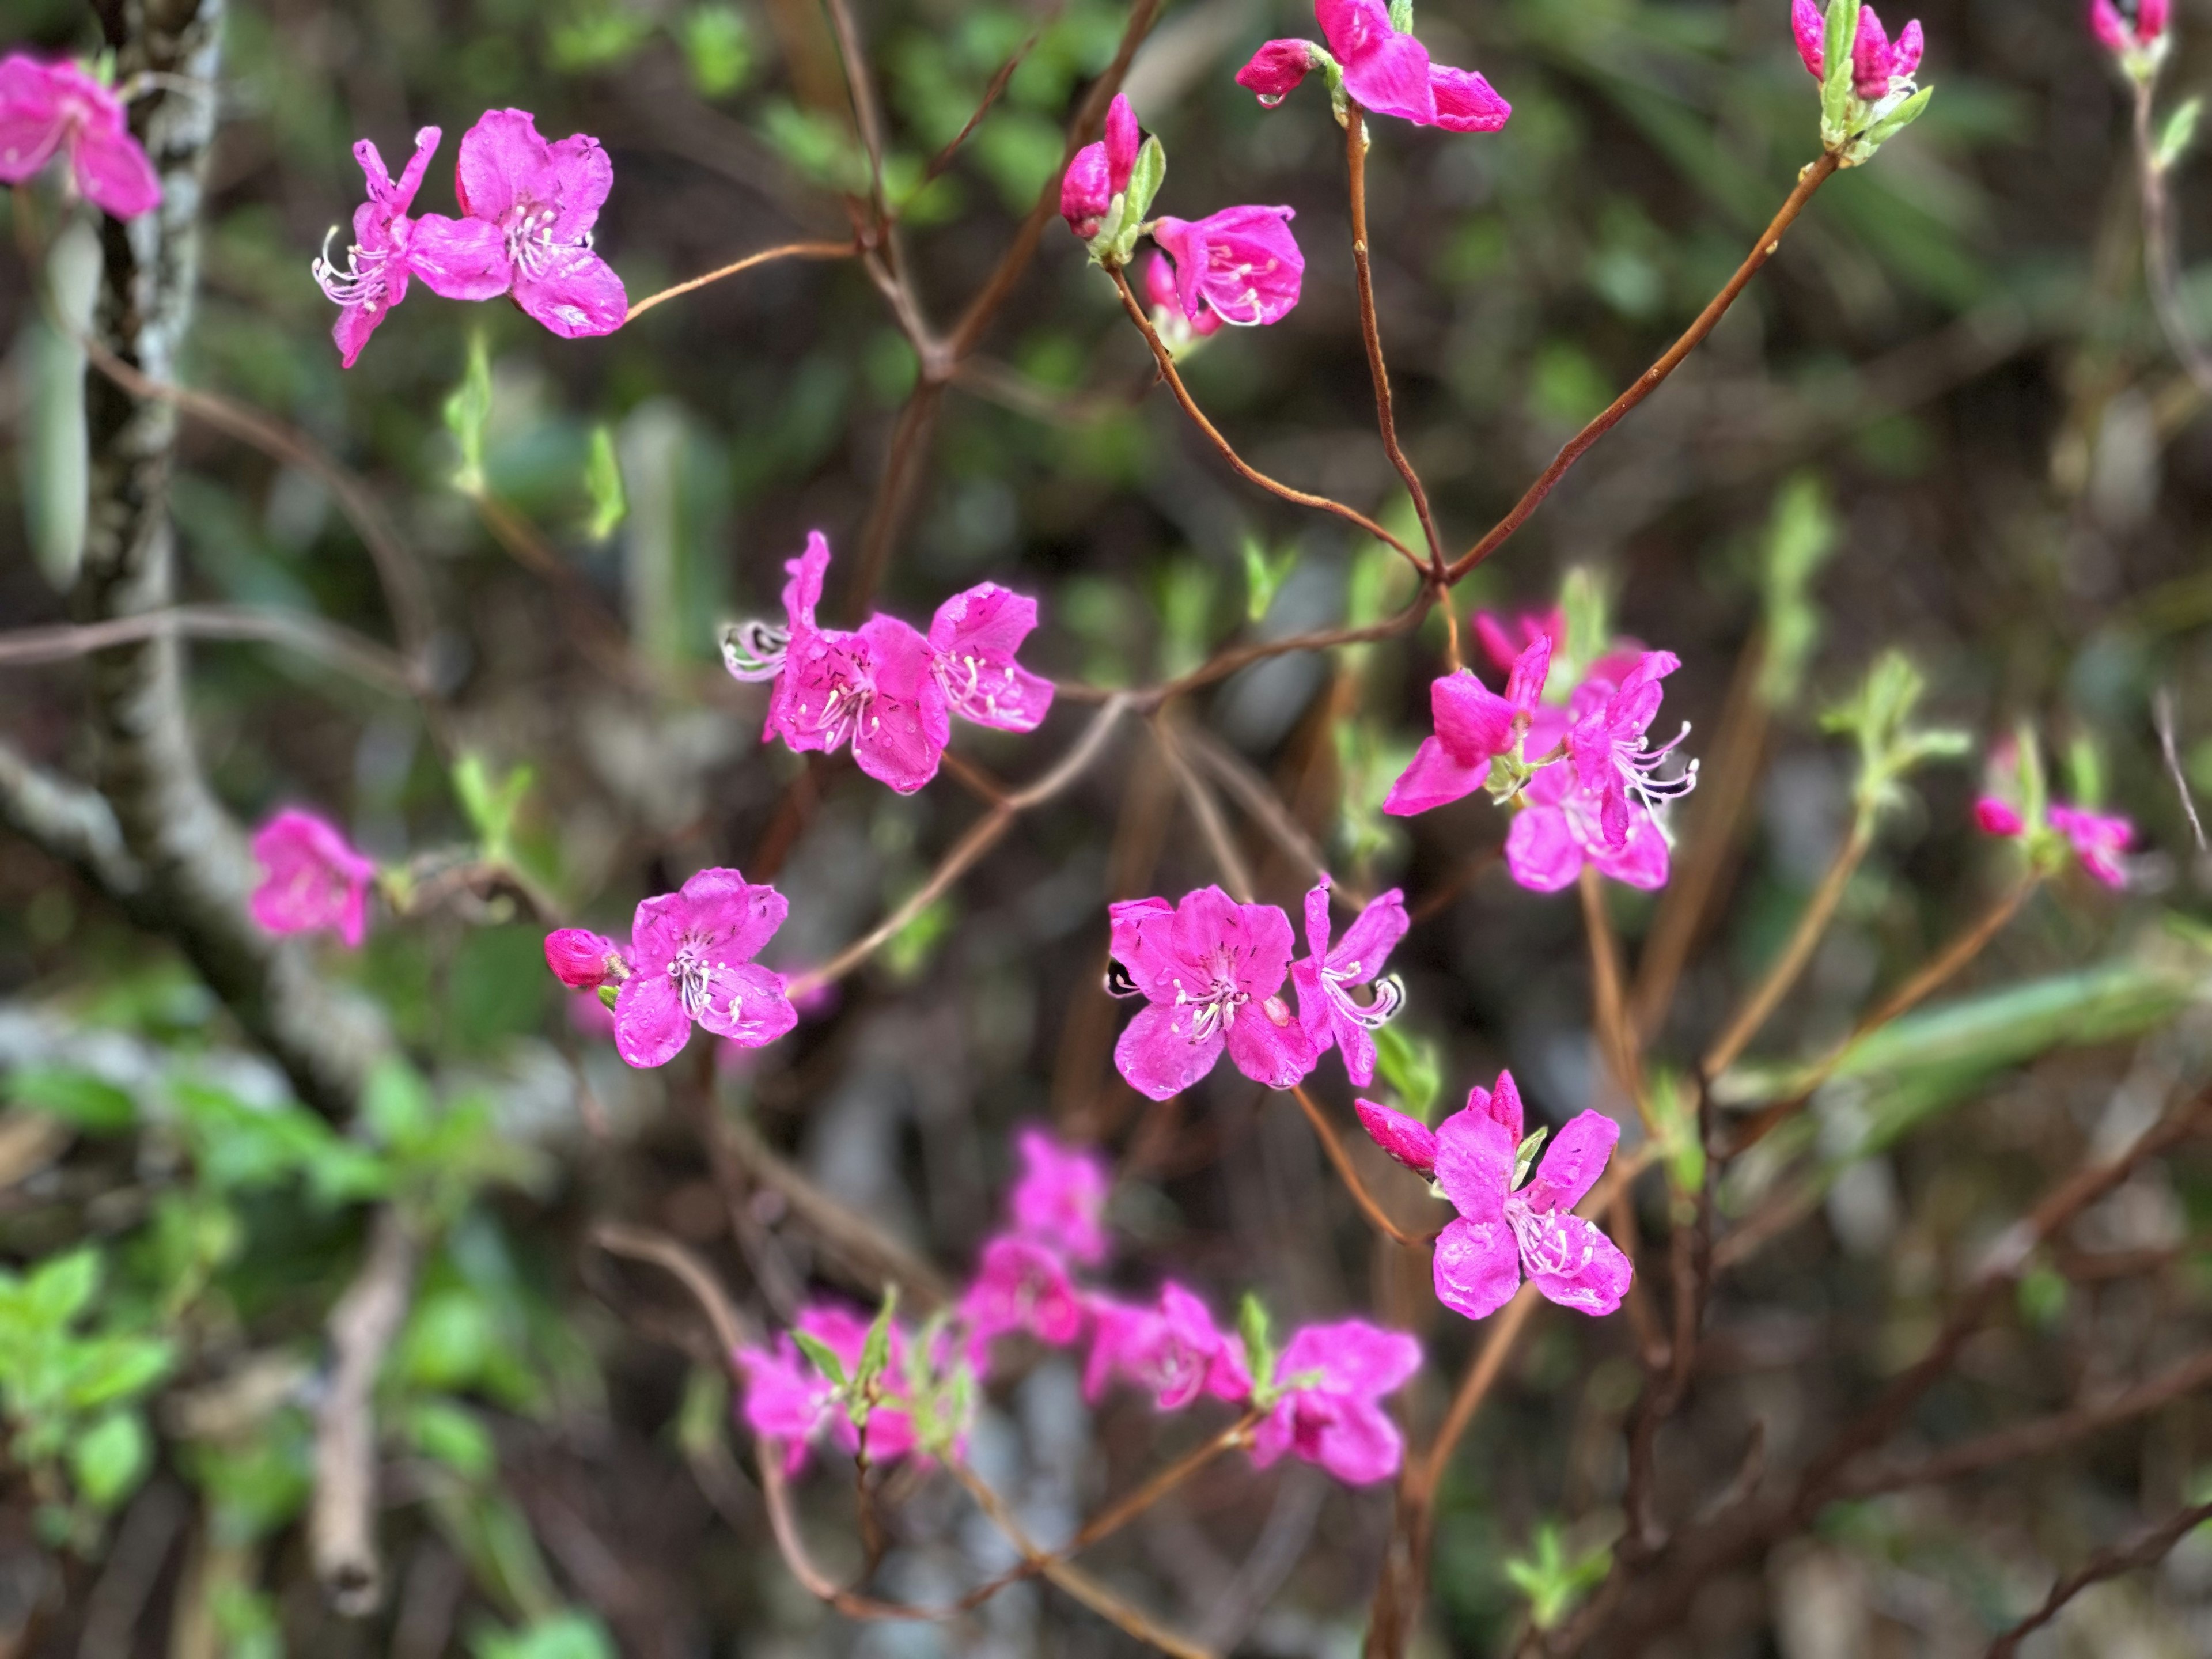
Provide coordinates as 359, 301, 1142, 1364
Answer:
1987, 1497, 2212, 1658
1288, 1085, 1435, 1250
916, 14, 1059, 190
1448, 154, 1841, 581
0, 604, 421, 697
1151, 713, 1256, 903
1108, 267, 1426, 571
1178, 723, 1335, 889
624, 239, 857, 321
311, 1207, 417, 1615
1344, 112, 1442, 571
1700, 819, 1872, 1080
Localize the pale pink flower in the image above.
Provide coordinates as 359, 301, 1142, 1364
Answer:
928, 584, 1054, 733
248, 809, 377, 948
1060, 92, 1141, 238
1290, 877, 1408, 1087
1081, 1284, 1251, 1410
0, 55, 159, 218
1793, 1, 1925, 101
2091, 0, 2169, 55
1430, 1071, 1633, 1322
1146, 250, 1221, 339
543, 928, 629, 989
450, 109, 627, 338
1235, 0, 1510, 133
1150, 206, 1305, 329
1384, 633, 1554, 816
1355, 1097, 1438, 1175
1107, 887, 1317, 1100
1248, 1319, 1421, 1486
613, 868, 796, 1069
1565, 649, 1697, 851
1009, 1126, 1112, 1266
962, 1236, 1084, 1368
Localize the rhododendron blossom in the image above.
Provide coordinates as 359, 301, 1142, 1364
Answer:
1249, 1319, 1421, 1486
1235, 0, 1510, 134
612, 867, 796, 1068
1474, 606, 1566, 679
1145, 249, 1222, 351
1083, 1283, 1251, 1411
1107, 887, 1316, 1099
1290, 877, 1408, 1086
450, 108, 627, 339
1793, 0, 1924, 102
1150, 205, 1305, 329
1505, 726, 1673, 892
1384, 634, 1554, 816
0, 54, 160, 219
1059, 93, 1141, 239
542, 927, 629, 990
2090, 0, 2169, 60
248, 809, 378, 948
1009, 1126, 1112, 1266
1975, 757, 2134, 891
741, 1302, 925, 1469
961, 1236, 1085, 1363
1354, 1096, 1439, 1176
1429, 1072, 1633, 1321
927, 584, 1054, 733
1566, 649, 1698, 850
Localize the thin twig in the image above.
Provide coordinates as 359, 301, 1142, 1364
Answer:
1986, 1497, 2212, 1658
0, 604, 421, 696
1152, 713, 1256, 903
312, 1207, 417, 1615
916, 14, 1060, 188
624, 238, 857, 321
1288, 1084, 1434, 1250
1700, 820, 1872, 1080
2153, 686, 2206, 851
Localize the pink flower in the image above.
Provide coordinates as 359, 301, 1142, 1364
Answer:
928, 584, 1055, 733
1430, 1071, 1633, 1321
962, 1236, 1084, 1368
1505, 729, 1672, 892
1384, 633, 1554, 816
0, 55, 160, 219
1082, 1284, 1251, 1410
613, 868, 797, 1069
1234, 40, 1324, 106
2048, 806, 2134, 889
450, 109, 627, 339
1249, 1319, 1421, 1486
1565, 650, 1697, 851
1060, 92, 1141, 238
1009, 1126, 1112, 1266
1792, 1, 1924, 101
1474, 607, 1565, 677
1290, 877, 1408, 1087
1972, 744, 2134, 891
751, 533, 952, 794
311, 127, 506, 368
1145, 251, 1221, 339
1355, 1097, 1438, 1175
543, 928, 630, 989
248, 809, 378, 948
1107, 887, 1317, 1100
1150, 206, 1305, 328
736, 1332, 838, 1476
1234, 0, 1510, 133
798, 1302, 919, 1464
1973, 795, 2025, 837
2091, 0, 2168, 55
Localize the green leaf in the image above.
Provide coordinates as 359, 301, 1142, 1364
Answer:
1844, 84, 1934, 166
1556, 566, 1612, 691
1372, 1023, 1444, 1119
1387, 0, 1415, 31
1237, 1292, 1278, 1402
70, 1410, 150, 1510
406, 1399, 498, 1483
2156, 96, 2202, 171
2066, 733, 2105, 810
2017, 1263, 2069, 1330
882, 895, 956, 980
1819, 652, 1969, 826
1819, 0, 1862, 149
3, 1067, 135, 1134
855, 1288, 898, 1402
444, 332, 494, 495
582, 425, 627, 541
1756, 474, 1839, 707
676, 4, 753, 98
25, 1248, 100, 1329
1240, 536, 1298, 623
1503, 1521, 1611, 1630
1512, 1127, 1550, 1190
365, 1059, 437, 1153
471, 1610, 618, 1659
61, 1334, 174, 1410
547, 2, 654, 73
1122, 133, 1165, 229
790, 1331, 848, 1391
452, 753, 535, 865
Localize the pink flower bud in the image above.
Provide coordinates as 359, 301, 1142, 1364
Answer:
544, 928, 627, 988
1355, 1099, 1438, 1176
1060, 94, 1142, 240
2091, 0, 2166, 54
1974, 796, 2025, 838
1236, 40, 1320, 106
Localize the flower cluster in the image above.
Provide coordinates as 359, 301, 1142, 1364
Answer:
1791, 0, 1932, 164
737, 1126, 1425, 1487
1385, 607, 1697, 894
1106, 878, 1407, 1101
247, 809, 380, 949
1235, 0, 1511, 134
543, 866, 797, 1068
721, 532, 1053, 794
1059, 94, 1304, 332
0, 54, 160, 219
1791, 0, 1922, 103
314, 109, 625, 368
1358, 1071, 1633, 1320
1974, 741, 2135, 891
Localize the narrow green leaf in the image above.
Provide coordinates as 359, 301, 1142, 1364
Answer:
856, 1288, 898, 1397
2156, 96, 2202, 171
1241, 536, 1298, 622
70, 1411, 150, 1510
583, 425, 627, 541
1820, 0, 1862, 146
1122, 134, 1166, 236
444, 332, 494, 496
4, 1067, 135, 1133
790, 1331, 848, 1390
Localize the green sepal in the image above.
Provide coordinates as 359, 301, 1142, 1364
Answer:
1819, 0, 1861, 150
1512, 1126, 1550, 1189
1842, 83, 1932, 166
1387, 0, 1415, 32
1237, 1292, 1278, 1404
790, 1330, 847, 1391
2156, 97, 2202, 172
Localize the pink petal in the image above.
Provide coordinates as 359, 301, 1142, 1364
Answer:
1504, 635, 1551, 714
1428, 66, 1511, 133
1476, 1070, 1525, 1143
331, 301, 390, 372
613, 972, 692, 1069
1587, 812, 1670, 890
71, 126, 161, 219
1521, 1214, 1633, 1316
1433, 1106, 1513, 1224
1355, 1097, 1438, 1175
1342, 28, 1438, 124
675, 866, 789, 962
389, 126, 440, 211
1974, 796, 2024, 837
929, 582, 1054, 732
1892, 18, 1923, 78
1236, 39, 1319, 103
1103, 93, 1139, 194
1277, 1319, 1422, 1396
1792, 0, 1827, 76
1433, 1216, 1522, 1320
1334, 886, 1407, 974
1107, 896, 1185, 1000
0, 55, 65, 184
850, 615, 950, 793
1431, 669, 1517, 765
783, 532, 833, 633
1291, 956, 1335, 1056
454, 108, 550, 224
1505, 805, 1584, 892
1382, 736, 1489, 816
543, 130, 615, 240
512, 249, 628, 339
1180, 887, 1295, 997
1334, 1008, 1380, 1088
1301, 878, 1334, 961
407, 213, 512, 300
1225, 994, 1317, 1089
1115, 1001, 1227, 1100
628, 889, 691, 976
1526, 1108, 1618, 1214
693, 961, 798, 1048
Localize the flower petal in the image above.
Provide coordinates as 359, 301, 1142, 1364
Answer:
1428, 66, 1511, 133
613, 972, 691, 1068
676, 867, 789, 962
850, 615, 950, 793
512, 248, 628, 339
1432, 1216, 1522, 1321
1114, 1001, 1226, 1100
1527, 1108, 1618, 1214
1588, 812, 1670, 890
1505, 805, 1584, 892
407, 213, 512, 300
72, 126, 161, 218
1383, 736, 1488, 816
694, 961, 798, 1048
1433, 1105, 1513, 1224
1225, 995, 1317, 1090
1355, 1097, 1438, 1175
1522, 1214, 1633, 1316
1309, 1396, 1406, 1484
1107, 896, 1185, 1000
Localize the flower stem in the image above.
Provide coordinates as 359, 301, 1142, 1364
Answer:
1288, 1084, 1434, 1250
622, 240, 857, 323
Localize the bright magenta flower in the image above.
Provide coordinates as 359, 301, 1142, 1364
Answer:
1145, 250, 1221, 340
543, 927, 630, 989
1150, 205, 1305, 328
736, 1332, 836, 1475
928, 583, 1055, 733
961, 1236, 1085, 1366
451, 109, 627, 338
1565, 649, 1696, 850
1474, 606, 1565, 676
1107, 887, 1317, 1099
1009, 1126, 1112, 1266
2090, 0, 2169, 55
1290, 877, 1408, 1087
1248, 1319, 1421, 1485
1430, 1072, 1632, 1321
1504, 712, 1672, 892
0, 54, 159, 218
1975, 756, 2134, 891
1355, 1097, 1439, 1175
1235, 0, 1510, 133
1384, 632, 1554, 816
613, 868, 796, 1069
248, 809, 377, 948
1793, 1, 1925, 101
1081, 1283, 1250, 1410
1059, 92, 1141, 238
